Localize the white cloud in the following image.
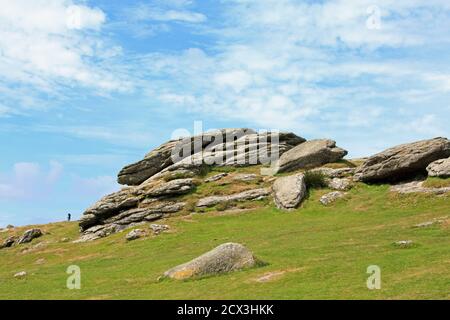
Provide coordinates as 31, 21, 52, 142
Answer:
0, 0, 132, 114
134, 0, 450, 137
127, 3, 206, 23
72, 175, 119, 198
0, 161, 64, 200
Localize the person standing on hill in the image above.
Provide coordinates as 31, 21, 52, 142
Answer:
67, 213, 71, 222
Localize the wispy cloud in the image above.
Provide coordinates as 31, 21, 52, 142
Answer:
0, 161, 63, 200
0, 0, 133, 114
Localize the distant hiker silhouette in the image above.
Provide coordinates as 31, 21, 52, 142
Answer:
67, 213, 71, 222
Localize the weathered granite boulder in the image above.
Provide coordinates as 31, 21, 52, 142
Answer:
320, 191, 346, 205
118, 139, 181, 186
196, 188, 271, 207
150, 224, 169, 235
118, 129, 305, 186
311, 167, 355, 178
389, 180, 450, 194
327, 178, 352, 191
163, 243, 257, 280
142, 179, 195, 197
354, 137, 450, 182
274, 139, 347, 173
272, 173, 307, 210
205, 173, 228, 182
426, 157, 450, 177
0, 236, 16, 249
126, 229, 146, 241
17, 229, 42, 244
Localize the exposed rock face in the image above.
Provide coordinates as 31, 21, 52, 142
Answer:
389, 180, 450, 194
272, 173, 307, 210
0, 236, 16, 249
150, 224, 169, 235
275, 139, 348, 173
327, 178, 352, 191
78, 129, 356, 241
143, 179, 195, 197
320, 191, 346, 205
163, 243, 257, 280
354, 137, 450, 182
197, 188, 271, 207
118, 139, 181, 186
426, 157, 450, 177
311, 167, 355, 178
205, 173, 228, 182
17, 229, 42, 244
118, 129, 305, 186
126, 229, 146, 241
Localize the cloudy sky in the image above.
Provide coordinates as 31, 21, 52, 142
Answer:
1, 0, 449, 226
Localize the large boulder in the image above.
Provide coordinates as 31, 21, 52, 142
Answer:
272, 173, 307, 210
118, 129, 305, 186
274, 139, 347, 173
118, 129, 256, 186
17, 229, 42, 244
426, 157, 450, 177
163, 243, 257, 280
354, 137, 450, 182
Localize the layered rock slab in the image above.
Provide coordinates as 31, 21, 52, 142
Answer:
274, 139, 347, 174
354, 137, 450, 182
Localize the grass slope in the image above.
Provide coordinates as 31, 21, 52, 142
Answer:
0, 183, 449, 300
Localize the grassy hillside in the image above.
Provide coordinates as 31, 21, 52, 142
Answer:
0, 182, 449, 300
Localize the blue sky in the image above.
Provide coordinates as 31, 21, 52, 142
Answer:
1, 0, 449, 227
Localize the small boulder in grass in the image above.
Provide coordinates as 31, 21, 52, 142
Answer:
14, 271, 27, 279
163, 242, 258, 280
17, 228, 42, 244
394, 240, 414, 248
126, 229, 146, 241
0, 236, 16, 249
150, 224, 169, 235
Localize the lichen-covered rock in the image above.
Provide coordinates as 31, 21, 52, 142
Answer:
17, 229, 42, 244
311, 167, 355, 178
275, 139, 347, 173
354, 137, 450, 182
205, 173, 228, 182
118, 129, 305, 186
320, 191, 346, 205
0, 236, 16, 249
426, 157, 450, 177
196, 188, 271, 207
142, 179, 195, 197
126, 229, 146, 241
163, 243, 257, 280
389, 180, 450, 194
272, 173, 307, 210
327, 178, 352, 191
150, 224, 169, 235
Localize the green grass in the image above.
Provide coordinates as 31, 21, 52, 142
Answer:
0, 184, 449, 300
422, 177, 450, 188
